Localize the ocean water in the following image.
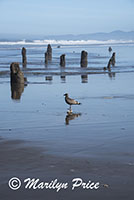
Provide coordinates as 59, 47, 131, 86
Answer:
0, 39, 134, 71
0, 40, 134, 161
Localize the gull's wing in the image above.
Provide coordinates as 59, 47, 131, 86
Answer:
67, 97, 80, 105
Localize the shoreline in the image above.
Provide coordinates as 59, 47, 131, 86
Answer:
0, 70, 134, 79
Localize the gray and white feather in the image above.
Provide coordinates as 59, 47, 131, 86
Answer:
64, 93, 81, 111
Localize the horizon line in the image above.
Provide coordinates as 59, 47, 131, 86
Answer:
0, 30, 134, 37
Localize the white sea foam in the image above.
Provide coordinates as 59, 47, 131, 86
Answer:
0, 39, 134, 45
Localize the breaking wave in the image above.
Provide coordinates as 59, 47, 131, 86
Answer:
0, 39, 134, 45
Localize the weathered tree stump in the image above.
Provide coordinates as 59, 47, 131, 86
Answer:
21, 47, 27, 67
111, 52, 116, 66
10, 62, 24, 84
60, 54, 66, 67
80, 51, 88, 67
107, 58, 112, 71
47, 44, 52, 60
107, 52, 116, 70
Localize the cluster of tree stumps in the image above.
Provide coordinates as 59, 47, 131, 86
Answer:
21, 44, 116, 70
21, 44, 88, 68
10, 44, 116, 100
21, 44, 116, 71
44, 44, 88, 68
59, 50, 88, 68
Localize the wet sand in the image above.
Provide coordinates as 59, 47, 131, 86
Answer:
0, 43, 134, 199
0, 138, 134, 200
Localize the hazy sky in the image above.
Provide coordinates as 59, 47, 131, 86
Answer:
0, 0, 134, 35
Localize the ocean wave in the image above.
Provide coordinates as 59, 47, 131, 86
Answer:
0, 39, 134, 45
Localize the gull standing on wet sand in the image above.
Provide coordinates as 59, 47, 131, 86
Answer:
64, 93, 81, 112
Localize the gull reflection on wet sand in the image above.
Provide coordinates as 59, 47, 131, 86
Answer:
65, 112, 82, 125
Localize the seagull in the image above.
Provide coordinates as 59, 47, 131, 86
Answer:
64, 93, 81, 112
